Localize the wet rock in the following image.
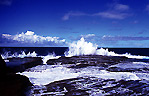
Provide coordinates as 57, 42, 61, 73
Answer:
0, 55, 7, 75
47, 55, 129, 68
107, 67, 149, 72
0, 55, 33, 96
0, 74, 33, 96
32, 76, 149, 96
6, 57, 43, 72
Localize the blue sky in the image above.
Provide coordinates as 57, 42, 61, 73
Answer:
0, 0, 149, 47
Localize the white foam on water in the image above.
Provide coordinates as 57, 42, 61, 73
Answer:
64, 37, 97, 56
110, 62, 149, 69
1, 51, 37, 59
65, 37, 149, 59
1, 51, 61, 64
18, 65, 141, 86
41, 53, 61, 64
18, 65, 79, 85
135, 73, 149, 80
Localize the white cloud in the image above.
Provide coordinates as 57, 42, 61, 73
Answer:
93, 3, 131, 19
102, 35, 149, 41
81, 34, 95, 38
1, 31, 67, 46
146, 5, 149, 12
114, 4, 129, 11
25, 31, 34, 35
63, 4, 132, 20
62, 12, 88, 21
93, 12, 130, 19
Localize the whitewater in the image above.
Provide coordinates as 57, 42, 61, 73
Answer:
2, 37, 149, 62
1, 37, 149, 95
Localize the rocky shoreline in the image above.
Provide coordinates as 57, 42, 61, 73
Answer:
28, 55, 149, 95
0, 56, 36, 96
1, 55, 149, 96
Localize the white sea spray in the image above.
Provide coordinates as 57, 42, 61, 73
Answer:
65, 37, 149, 59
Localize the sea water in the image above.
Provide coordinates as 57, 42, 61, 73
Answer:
0, 38, 149, 95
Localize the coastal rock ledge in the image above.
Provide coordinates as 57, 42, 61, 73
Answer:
0, 55, 32, 96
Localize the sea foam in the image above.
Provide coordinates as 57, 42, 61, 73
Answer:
41, 53, 61, 64
18, 65, 141, 85
64, 37, 97, 56
65, 37, 149, 59
1, 51, 37, 59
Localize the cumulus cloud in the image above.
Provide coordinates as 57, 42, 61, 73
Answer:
1, 31, 67, 47
102, 35, 149, 41
62, 3, 132, 20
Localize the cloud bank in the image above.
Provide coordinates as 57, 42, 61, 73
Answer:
1, 31, 149, 47
1, 31, 67, 47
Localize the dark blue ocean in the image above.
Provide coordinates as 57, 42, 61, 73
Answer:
0, 47, 149, 56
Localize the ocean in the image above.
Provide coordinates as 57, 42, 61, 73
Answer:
1, 47, 149, 56
1, 47, 149, 95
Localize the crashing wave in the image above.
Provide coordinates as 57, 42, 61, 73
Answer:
64, 37, 97, 56
41, 53, 61, 64
1, 51, 60, 64
1, 51, 37, 59
65, 37, 149, 59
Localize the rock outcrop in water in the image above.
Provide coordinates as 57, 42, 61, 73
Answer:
0, 55, 32, 96
6, 57, 43, 72
32, 55, 149, 96
0, 55, 7, 75
32, 77, 149, 96
47, 55, 135, 69
14, 55, 149, 96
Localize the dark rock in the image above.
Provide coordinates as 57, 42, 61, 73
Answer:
0, 55, 7, 75
0, 74, 33, 96
107, 67, 149, 72
46, 55, 130, 69
0, 55, 33, 96
6, 57, 43, 73
31, 76, 149, 95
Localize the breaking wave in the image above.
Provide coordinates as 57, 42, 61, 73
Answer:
1, 51, 37, 59
65, 37, 149, 59
41, 53, 61, 64
1, 37, 149, 61
1, 51, 60, 64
